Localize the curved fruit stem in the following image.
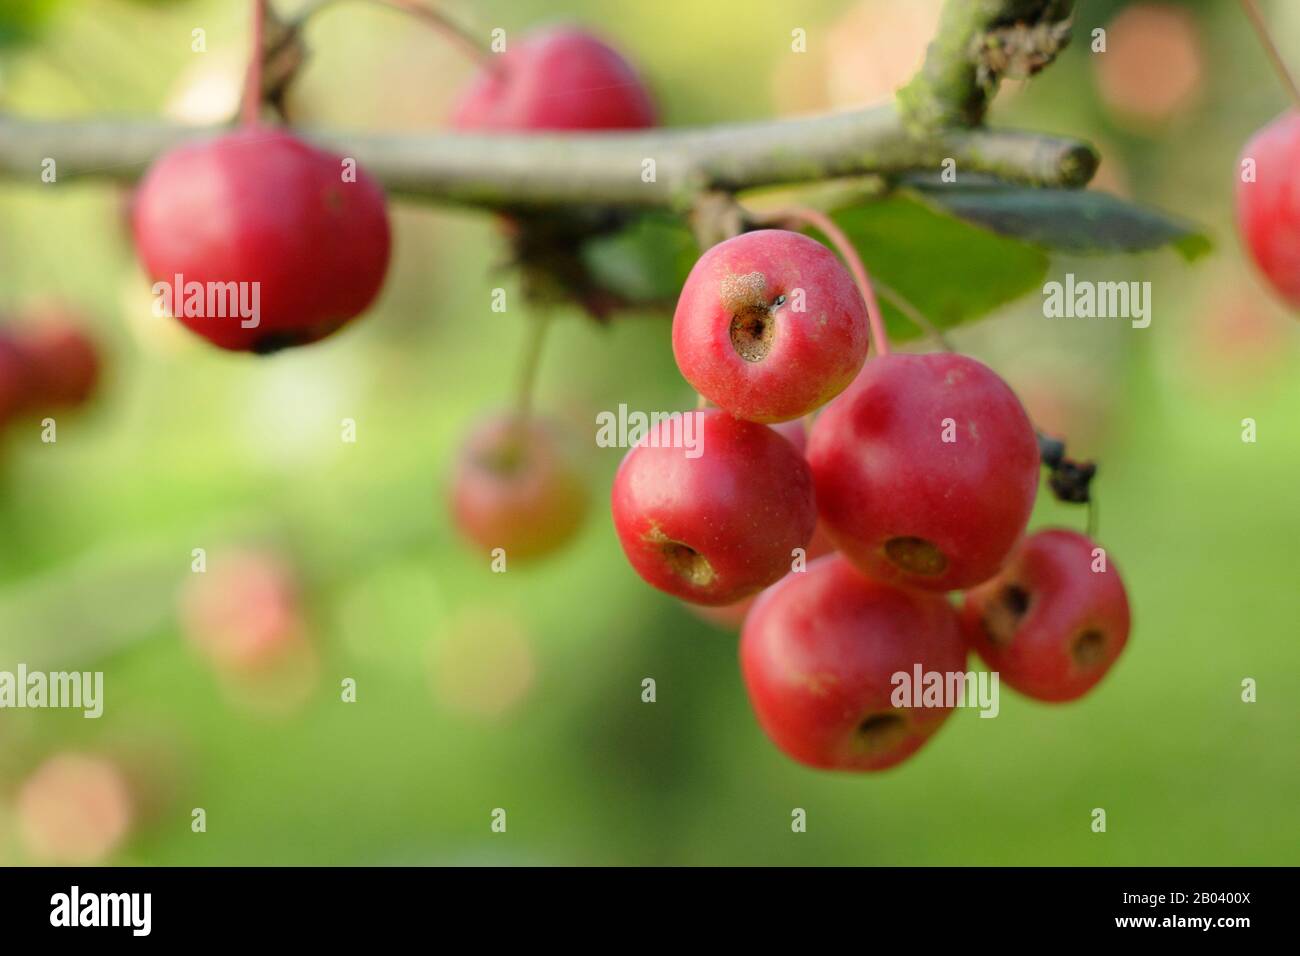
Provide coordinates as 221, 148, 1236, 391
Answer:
293, 0, 494, 68
514, 310, 552, 424
241, 0, 269, 126
389, 0, 495, 66
1240, 0, 1300, 109
763, 205, 891, 357
875, 280, 951, 351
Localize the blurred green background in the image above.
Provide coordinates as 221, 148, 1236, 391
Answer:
0, 0, 1297, 866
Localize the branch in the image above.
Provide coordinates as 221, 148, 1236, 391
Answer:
0, 108, 1096, 210
899, 0, 1076, 129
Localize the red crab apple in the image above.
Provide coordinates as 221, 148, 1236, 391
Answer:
1237, 111, 1300, 309
0, 332, 31, 424
1093, 3, 1203, 128
673, 230, 870, 423
741, 554, 966, 771
768, 416, 810, 455
180, 550, 320, 714
960, 528, 1131, 702
180, 550, 310, 675
807, 352, 1039, 591
685, 419, 828, 630
451, 415, 588, 561
17, 753, 133, 864
612, 408, 816, 606
13, 305, 101, 408
451, 26, 656, 131
686, 518, 837, 630
687, 591, 757, 631
131, 127, 391, 352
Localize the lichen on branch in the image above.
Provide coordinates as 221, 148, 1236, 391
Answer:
898, 0, 1077, 131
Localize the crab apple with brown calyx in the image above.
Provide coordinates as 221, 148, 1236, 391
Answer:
131, 126, 391, 353
1237, 111, 1300, 310
960, 528, 1131, 703
612, 408, 816, 606
685, 516, 837, 631
451, 414, 588, 562
807, 351, 1039, 592
741, 554, 966, 771
672, 230, 870, 424
451, 26, 657, 132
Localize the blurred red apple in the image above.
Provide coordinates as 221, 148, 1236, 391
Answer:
17, 753, 133, 864
1094, 4, 1203, 129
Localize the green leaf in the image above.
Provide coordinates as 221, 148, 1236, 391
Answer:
580, 213, 698, 307
906, 182, 1212, 261
824, 195, 1050, 341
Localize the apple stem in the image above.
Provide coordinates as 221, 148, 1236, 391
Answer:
514, 311, 552, 424
1240, 0, 1300, 110
241, 0, 268, 127
875, 279, 951, 351
767, 205, 891, 357
388, 0, 496, 67
293, 0, 495, 68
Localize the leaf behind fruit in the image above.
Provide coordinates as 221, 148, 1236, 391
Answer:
904, 179, 1212, 261
822, 195, 1051, 341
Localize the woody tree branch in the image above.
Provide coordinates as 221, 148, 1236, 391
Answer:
0, 0, 1093, 210
0, 111, 1095, 209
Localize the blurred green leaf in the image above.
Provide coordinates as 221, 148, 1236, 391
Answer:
827, 195, 1050, 340
580, 213, 699, 308
0, 0, 61, 47
906, 182, 1212, 260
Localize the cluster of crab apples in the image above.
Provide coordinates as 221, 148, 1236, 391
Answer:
80, 21, 1300, 774
609, 228, 1133, 771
